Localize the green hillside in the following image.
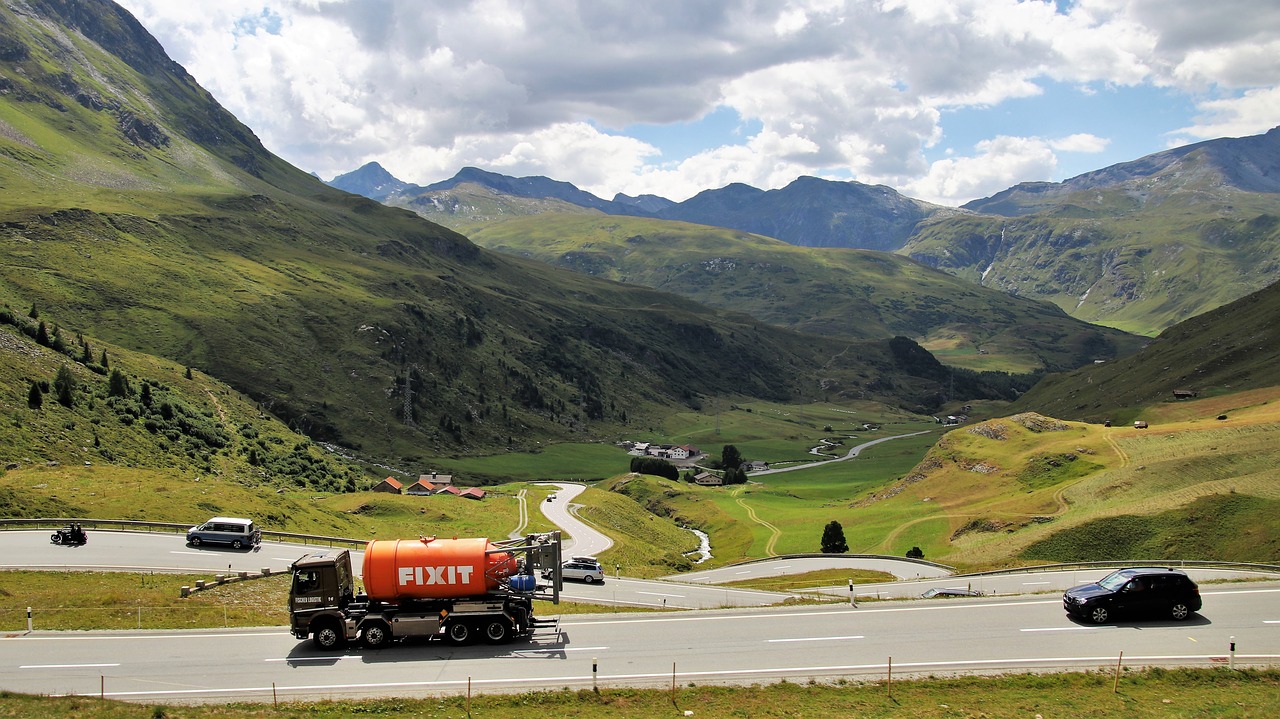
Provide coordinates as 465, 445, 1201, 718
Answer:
1010, 278, 1280, 424
0, 0, 1042, 480
455, 212, 1141, 373
900, 130, 1280, 335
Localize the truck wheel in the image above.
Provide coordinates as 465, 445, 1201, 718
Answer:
483, 619, 512, 644
312, 620, 346, 650
445, 621, 473, 645
362, 621, 392, 649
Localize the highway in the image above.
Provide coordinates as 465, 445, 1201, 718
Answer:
2, 583, 1277, 702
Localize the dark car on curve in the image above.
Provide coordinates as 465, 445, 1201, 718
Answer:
1063, 567, 1202, 623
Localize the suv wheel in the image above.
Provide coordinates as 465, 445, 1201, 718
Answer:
232, 539, 243, 550
190, 536, 202, 546
1089, 606, 1110, 624
1170, 602, 1191, 621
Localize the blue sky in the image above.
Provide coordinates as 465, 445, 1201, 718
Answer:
119, 0, 1279, 206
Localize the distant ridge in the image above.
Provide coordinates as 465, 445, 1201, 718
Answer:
329, 161, 421, 201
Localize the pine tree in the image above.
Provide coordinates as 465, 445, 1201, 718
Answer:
720, 444, 743, 471
108, 368, 130, 398
27, 381, 43, 409
36, 321, 50, 347
28, 303, 38, 319
821, 520, 849, 554
100, 349, 109, 368
53, 365, 75, 408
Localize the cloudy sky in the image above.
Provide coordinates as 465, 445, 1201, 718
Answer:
116, 0, 1279, 206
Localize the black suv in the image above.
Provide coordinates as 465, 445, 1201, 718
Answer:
1063, 567, 1202, 623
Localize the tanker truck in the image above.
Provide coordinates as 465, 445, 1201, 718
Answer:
289, 531, 562, 649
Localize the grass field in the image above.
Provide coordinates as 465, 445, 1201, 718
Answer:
1, 668, 1276, 718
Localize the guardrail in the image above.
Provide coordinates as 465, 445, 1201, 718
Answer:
954, 559, 1280, 578
0, 518, 368, 550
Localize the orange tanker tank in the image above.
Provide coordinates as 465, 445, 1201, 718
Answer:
361, 536, 517, 601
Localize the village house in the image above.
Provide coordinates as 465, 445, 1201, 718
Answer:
372, 477, 403, 494
419, 472, 453, 486
693, 472, 723, 487
405, 479, 438, 496
743, 460, 770, 472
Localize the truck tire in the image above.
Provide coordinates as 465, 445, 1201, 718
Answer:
445, 621, 474, 645
312, 619, 346, 650
483, 619, 512, 644
361, 621, 392, 649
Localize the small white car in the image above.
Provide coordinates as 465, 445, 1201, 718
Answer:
546, 557, 604, 583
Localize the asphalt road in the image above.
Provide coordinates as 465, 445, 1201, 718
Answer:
538, 482, 612, 558
2, 530, 344, 575
3, 583, 1276, 702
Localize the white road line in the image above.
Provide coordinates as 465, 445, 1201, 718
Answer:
265, 656, 363, 663
767, 635, 863, 643
636, 591, 685, 598
88, 653, 1280, 699
169, 551, 206, 556
20, 663, 120, 669
273, 558, 298, 562
735, 570, 752, 574
1022, 582, 1051, 585
1264, 620, 1280, 624
1021, 626, 1115, 633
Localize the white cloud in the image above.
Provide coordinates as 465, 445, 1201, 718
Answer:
112, 0, 1280, 206
1050, 134, 1110, 153
1176, 87, 1280, 140
902, 136, 1058, 206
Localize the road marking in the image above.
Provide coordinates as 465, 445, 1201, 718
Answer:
21, 663, 120, 669
169, 551, 206, 556
773, 565, 791, 570
1264, 620, 1280, 624
84, 653, 1280, 699
637, 591, 685, 598
512, 646, 608, 654
1022, 582, 1051, 586
1021, 626, 1115, 633
266, 656, 363, 663
767, 635, 864, 643
735, 570, 752, 575
273, 558, 298, 562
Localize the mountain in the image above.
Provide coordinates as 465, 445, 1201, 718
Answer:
328, 161, 421, 201
0, 0, 1012, 469
1011, 278, 1280, 423
963, 129, 1280, 216
901, 128, 1280, 335
423, 167, 625, 214
463, 212, 1143, 373
361, 167, 941, 252
653, 175, 941, 251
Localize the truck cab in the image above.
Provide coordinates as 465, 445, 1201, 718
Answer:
289, 550, 356, 647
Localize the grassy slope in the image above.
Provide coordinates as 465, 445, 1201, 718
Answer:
454, 211, 1142, 373
901, 170, 1280, 336
0, 0, 984, 469
1010, 277, 1280, 425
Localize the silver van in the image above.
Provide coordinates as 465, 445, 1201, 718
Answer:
187, 517, 261, 549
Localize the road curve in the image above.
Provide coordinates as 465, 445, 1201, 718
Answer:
538, 482, 613, 558
752, 430, 932, 476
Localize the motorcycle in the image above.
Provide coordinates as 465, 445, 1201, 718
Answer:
50, 525, 87, 545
